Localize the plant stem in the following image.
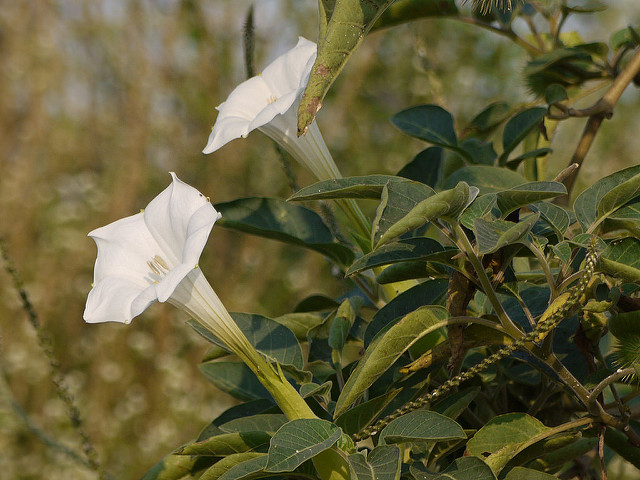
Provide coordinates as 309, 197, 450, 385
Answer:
455, 16, 541, 55
587, 368, 636, 405
527, 240, 557, 301
450, 223, 522, 338
562, 48, 640, 197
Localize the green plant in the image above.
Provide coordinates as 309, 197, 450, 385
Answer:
111, 1, 640, 479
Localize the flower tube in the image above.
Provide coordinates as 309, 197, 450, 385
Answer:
84, 173, 315, 420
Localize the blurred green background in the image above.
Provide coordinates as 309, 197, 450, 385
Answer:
0, 1, 639, 478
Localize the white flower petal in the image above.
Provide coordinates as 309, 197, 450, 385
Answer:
202, 37, 316, 155
260, 37, 317, 96
89, 212, 163, 285
144, 172, 221, 265
84, 276, 157, 324
84, 173, 221, 324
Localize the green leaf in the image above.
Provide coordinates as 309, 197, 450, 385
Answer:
473, 215, 538, 255
392, 105, 461, 153
208, 400, 277, 430
376, 182, 478, 247
217, 454, 268, 480
177, 431, 272, 456
466, 101, 511, 140
397, 147, 443, 187
334, 306, 449, 417
300, 381, 333, 401
604, 425, 640, 470
599, 237, 640, 283
200, 452, 265, 480
215, 197, 353, 264
596, 172, 640, 224
504, 467, 557, 480
140, 453, 204, 480
459, 194, 498, 230
379, 410, 465, 444
348, 446, 401, 480
219, 414, 288, 435
273, 312, 326, 339
318, 0, 336, 40
347, 237, 455, 276
611, 26, 640, 51
551, 241, 572, 265
574, 164, 640, 230
432, 388, 480, 420
530, 201, 571, 237
194, 313, 304, 371
410, 456, 496, 480
199, 362, 271, 401
443, 166, 526, 194
500, 108, 547, 163
365, 279, 449, 345
460, 138, 497, 166
375, 260, 450, 284
294, 295, 340, 312
545, 84, 568, 105
298, 0, 395, 133
564, 1, 607, 14
265, 419, 342, 472
335, 389, 401, 435
290, 175, 401, 201
466, 413, 550, 475
504, 148, 552, 170
607, 198, 640, 223
329, 299, 357, 351
495, 181, 566, 216
527, 437, 597, 471
372, 179, 436, 245
201, 344, 231, 362
372, 0, 458, 31
609, 311, 640, 338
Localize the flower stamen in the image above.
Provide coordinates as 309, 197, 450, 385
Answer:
147, 255, 170, 281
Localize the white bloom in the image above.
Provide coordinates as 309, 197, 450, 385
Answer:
203, 37, 342, 181
83, 173, 252, 356
83, 173, 318, 421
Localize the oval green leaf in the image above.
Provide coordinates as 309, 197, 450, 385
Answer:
289, 175, 400, 201
410, 456, 496, 480
574, 164, 640, 230
443, 166, 526, 194
215, 197, 353, 265
347, 237, 455, 276
265, 419, 342, 472
500, 108, 547, 163
376, 182, 477, 247
391, 104, 458, 148
379, 410, 465, 444
177, 431, 271, 456
334, 306, 449, 417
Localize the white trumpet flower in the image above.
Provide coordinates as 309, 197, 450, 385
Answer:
83, 173, 316, 421
202, 37, 341, 182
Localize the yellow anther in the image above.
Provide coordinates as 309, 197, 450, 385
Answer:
154, 255, 169, 270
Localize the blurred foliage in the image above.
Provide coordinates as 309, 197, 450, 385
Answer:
0, 1, 640, 479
